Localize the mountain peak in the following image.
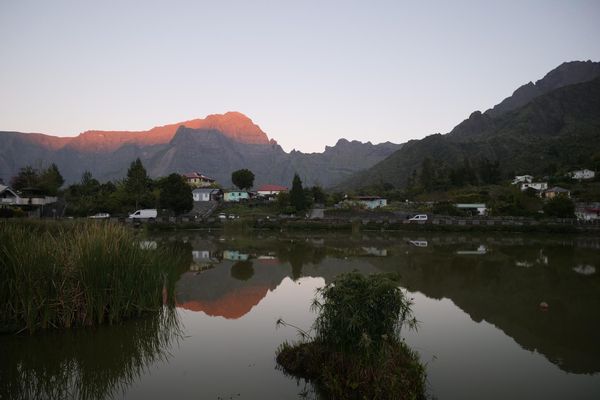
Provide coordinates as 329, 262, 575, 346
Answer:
190, 111, 269, 145
486, 60, 600, 117
36, 111, 270, 152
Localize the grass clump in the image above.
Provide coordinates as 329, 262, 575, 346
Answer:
276, 272, 427, 400
0, 220, 188, 333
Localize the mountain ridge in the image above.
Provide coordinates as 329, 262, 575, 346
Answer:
342, 73, 600, 190
0, 114, 401, 187
7, 111, 271, 153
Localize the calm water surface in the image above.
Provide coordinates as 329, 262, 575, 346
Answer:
2, 232, 600, 399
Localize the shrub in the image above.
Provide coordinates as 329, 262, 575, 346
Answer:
276, 273, 426, 399
311, 273, 417, 353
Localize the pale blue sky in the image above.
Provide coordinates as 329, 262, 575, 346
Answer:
1, 0, 599, 152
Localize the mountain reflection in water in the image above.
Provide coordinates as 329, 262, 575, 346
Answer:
173, 233, 600, 375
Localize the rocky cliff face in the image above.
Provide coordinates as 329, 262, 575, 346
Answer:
24, 111, 272, 153
0, 112, 400, 188
143, 127, 401, 187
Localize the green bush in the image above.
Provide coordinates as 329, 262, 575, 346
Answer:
276, 273, 426, 399
312, 273, 417, 353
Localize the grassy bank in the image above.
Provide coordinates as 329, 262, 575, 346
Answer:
0, 221, 188, 333
276, 273, 427, 399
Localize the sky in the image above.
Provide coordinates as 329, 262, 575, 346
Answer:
1, 1, 599, 153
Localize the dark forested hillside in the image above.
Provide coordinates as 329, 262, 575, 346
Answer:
342, 73, 600, 190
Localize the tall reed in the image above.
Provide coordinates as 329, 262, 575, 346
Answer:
0, 220, 188, 333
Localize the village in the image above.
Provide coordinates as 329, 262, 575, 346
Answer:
1, 162, 599, 226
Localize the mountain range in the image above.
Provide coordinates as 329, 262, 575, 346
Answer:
0, 112, 400, 188
2, 60, 599, 191
341, 60, 600, 190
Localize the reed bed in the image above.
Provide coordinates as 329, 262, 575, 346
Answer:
0, 220, 188, 333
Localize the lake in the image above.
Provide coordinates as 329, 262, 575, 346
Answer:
2, 231, 599, 399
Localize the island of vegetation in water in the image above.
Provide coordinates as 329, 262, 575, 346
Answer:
0, 220, 189, 334
276, 272, 427, 400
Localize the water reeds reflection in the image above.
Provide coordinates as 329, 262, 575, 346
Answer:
0, 306, 182, 400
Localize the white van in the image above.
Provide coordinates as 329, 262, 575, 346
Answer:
129, 209, 158, 219
408, 214, 428, 222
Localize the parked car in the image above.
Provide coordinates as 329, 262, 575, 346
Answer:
88, 212, 110, 219
228, 214, 239, 219
129, 209, 158, 219
218, 213, 227, 220
408, 214, 428, 222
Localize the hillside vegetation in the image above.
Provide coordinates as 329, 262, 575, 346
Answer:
343, 71, 600, 191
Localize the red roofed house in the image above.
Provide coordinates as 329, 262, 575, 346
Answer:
257, 184, 288, 199
183, 172, 216, 188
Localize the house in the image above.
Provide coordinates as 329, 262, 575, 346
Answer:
0, 185, 57, 207
0, 184, 20, 206
568, 169, 595, 180
223, 190, 250, 202
575, 203, 600, 221
512, 175, 533, 185
543, 186, 571, 199
521, 182, 548, 192
256, 184, 288, 198
341, 196, 387, 209
223, 250, 250, 261
455, 203, 488, 216
192, 188, 223, 202
355, 196, 387, 209
183, 172, 216, 188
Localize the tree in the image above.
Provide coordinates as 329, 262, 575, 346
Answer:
231, 169, 255, 190
311, 186, 326, 204
543, 196, 575, 218
478, 158, 501, 185
38, 163, 64, 195
290, 173, 306, 212
125, 158, 152, 209
158, 173, 193, 215
64, 171, 102, 216
10, 166, 39, 190
419, 158, 435, 191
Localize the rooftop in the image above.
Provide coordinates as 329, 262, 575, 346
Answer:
257, 184, 288, 192
192, 188, 222, 194
354, 196, 385, 200
183, 172, 215, 181
546, 186, 570, 192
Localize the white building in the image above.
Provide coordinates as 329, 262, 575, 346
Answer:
0, 184, 20, 205
569, 169, 595, 180
521, 182, 548, 192
341, 196, 387, 209
0, 184, 57, 206
256, 184, 288, 197
192, 188, 222, 202
455, 203, 488, 216
512, 175, 533, 185
183, 172, 216, 188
